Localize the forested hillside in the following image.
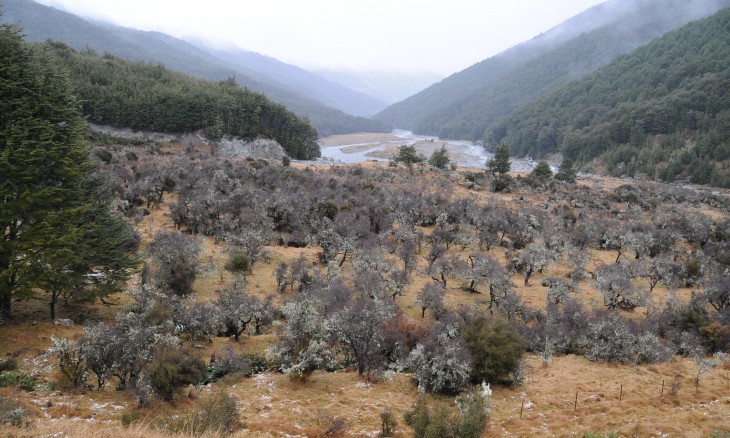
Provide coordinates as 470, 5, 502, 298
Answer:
0, 0, 388, 136
487, 8, 730, 187
373, 0, 730, 140
41, 42, 320, 159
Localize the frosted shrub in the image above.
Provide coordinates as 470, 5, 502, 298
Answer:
408, 334, 472, 394
582, 312, 637, 364
636, 333, 672, 363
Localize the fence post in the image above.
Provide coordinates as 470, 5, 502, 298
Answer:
660, 380, 664, 398
619, 384, 623, 402
574, 391, 578, 412
520, 399, 524, 419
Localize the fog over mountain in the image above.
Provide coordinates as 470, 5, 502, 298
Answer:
199, 45, 388, 118
374, 0, 730, 139
314, 70, 444, 105
0, 0, 389, 135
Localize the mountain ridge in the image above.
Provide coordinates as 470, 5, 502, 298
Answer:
0, 0, 389, 136
373, 0, 730, 140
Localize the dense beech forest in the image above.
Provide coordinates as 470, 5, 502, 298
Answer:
487, 8, 730, 187
39, 42, 320, 160
1, 0, 389, 137
373, 0, 729, 140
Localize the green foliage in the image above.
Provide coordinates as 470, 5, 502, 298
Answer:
224, 250, 251, 274
375, 0, 712, 141
404, 392, 489, 438
121, 410, 143, 427
394, 144, 426, 171
463, 317, 526, 384
486, 145, 511, 175
455, 387, 490, 438
555, 157, 577, 183
404, 398, 458, 438
160, 390, 242, 436
0, 359, 17, 372
379, 406, 398, 438
0, 371, 36, 391
428, 145, 451, 170
1, 24, 137, 320
530, 161, 553, 179
148, 349, 206, 401
488, 9, 730, 187
38, 42, 320, 159
491, 174, 514, 193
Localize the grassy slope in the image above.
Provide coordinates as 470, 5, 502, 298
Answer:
2, 148, 729, 437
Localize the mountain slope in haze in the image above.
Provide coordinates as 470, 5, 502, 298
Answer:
373, 0, 730, 140
0, 0, 388, 136
204, 47, 388, 117
314, 70, 444, 104
488, 8, 730, 187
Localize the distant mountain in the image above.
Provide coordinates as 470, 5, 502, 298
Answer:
487, 8, 730, 187
313, 70, 444, 104
373, 0, 730, 140
0, 0, 389, 136
202, 46, 388, 117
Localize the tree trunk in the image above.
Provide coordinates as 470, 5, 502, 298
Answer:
524, 267, 533, 286
0, 293, 10, 320
50, 291, 58, 321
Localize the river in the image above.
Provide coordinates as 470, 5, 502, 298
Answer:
318, 130, 540, 171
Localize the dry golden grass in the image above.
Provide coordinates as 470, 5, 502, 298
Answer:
3, 159, 729, 437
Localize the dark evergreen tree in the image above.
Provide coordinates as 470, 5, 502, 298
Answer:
486, 144, 511, 175
530, 160, 553, 180
0, 24, 137, 319
554, 157, 577, 183
428, 145, 451, 170
394, 144, 426, 174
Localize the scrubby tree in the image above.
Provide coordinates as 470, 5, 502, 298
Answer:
463, 316, 526, 384
418, 283, 446, 319
582, 312, 637, 364
697, 275, 730, 311
595, 263, 648, 310
329, 297, 397, 379
146, 231, 201, 296
408, 331, 472, 394
216, 280, 258, 342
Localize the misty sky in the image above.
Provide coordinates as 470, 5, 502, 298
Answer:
38, 0, 605, 76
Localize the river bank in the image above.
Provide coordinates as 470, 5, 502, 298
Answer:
317, 130, 541, 171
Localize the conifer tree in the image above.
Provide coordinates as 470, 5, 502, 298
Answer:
0, 24, 137, 319
428, 145, 451, 170
555, 157, 577, 183
486, 144, 511, 175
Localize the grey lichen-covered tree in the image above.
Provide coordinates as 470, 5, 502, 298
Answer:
595, 263, 648, 310
408, 332, 472, 394
145, 231, 202, 296
417, 283, 446, 319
